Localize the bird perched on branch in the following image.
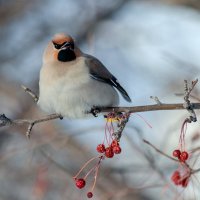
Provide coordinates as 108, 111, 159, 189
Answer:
38, 33, 131, 118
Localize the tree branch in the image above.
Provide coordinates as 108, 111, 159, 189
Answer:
143, 139, 192, 171
1, 102, 200, 138
100, 102, 200, 113
0, 113, 62, 138
1, 79, 199, 138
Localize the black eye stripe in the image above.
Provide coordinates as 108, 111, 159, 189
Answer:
53, 41, 74, 50
53, 42, 66, 49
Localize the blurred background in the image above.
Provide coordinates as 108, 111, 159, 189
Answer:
1, 0, 200, 199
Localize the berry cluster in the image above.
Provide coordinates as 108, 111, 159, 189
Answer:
73, 141, 122, 198
75, 177, 93, 198
96, 139, 122, 158
73, 112, 126, 198
73, 156, 103, 199
172, 149, 189, 162
170, 120, 192, 188
74, 179, 94, 199
171, 170, 190, 187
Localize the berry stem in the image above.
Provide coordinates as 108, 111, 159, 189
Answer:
108, 121, 114, 144
135, 113, 152, 128
84, 165, 97, 180
91, 156, 103, 192
73, 156, 100, 179
179, 119, 188, 151
105, 121, 110, 146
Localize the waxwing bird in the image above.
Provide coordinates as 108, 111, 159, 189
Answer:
38, 33, 132, 118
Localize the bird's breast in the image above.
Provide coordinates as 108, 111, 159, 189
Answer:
38, 58, 91, 115
38, 57, 119, 118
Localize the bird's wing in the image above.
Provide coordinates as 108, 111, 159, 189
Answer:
84, 54, 132, 102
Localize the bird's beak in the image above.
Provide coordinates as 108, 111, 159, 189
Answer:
61, 42, 74, 51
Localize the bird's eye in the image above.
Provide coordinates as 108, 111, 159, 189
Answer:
53, 42, 62, 49
69, 42, 74, 50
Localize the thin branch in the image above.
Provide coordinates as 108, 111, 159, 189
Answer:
183, 79, 198, 122
1, 80, 199, 138
21, 85, 38, 102
143, 139, 193, 171
150, 96, 162, 105
0, 113, 62, 138
190, 146, 200, 154
143, 139, 178, 162
1, 103, 200, 138
100, 102, 200, 113
191, 168, 200, 174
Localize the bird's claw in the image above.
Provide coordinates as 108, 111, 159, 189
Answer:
91, 107, 101, 117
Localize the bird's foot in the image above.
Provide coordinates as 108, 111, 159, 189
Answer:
90, 107, 101, 117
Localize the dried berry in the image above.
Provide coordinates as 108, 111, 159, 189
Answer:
87, 192, 93, 198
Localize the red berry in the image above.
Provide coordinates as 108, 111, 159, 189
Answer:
181, 177, 189, 187
111, 140, 119, 148
113, 146, 122, 154
171, 171, 179, 180
172, 149, 181, 158
75, 178, 86, 189
171, 171, 181, 185
179, 151, 189, 162
105, 147, 114, 158
87, 192, 93, 198
96, 144, 106, 153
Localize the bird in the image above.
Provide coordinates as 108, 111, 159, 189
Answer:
37, 33, 131, 118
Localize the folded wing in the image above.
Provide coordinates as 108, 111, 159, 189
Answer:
85, 54, 132, 102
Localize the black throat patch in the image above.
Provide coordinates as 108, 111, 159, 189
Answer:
58, 49, 76, 62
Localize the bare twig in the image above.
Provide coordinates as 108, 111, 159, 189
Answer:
183, 79, 198, 122
190, 146, 200, 154
143, 139, 178, 162
143, 139, 193, 171
150, 96, 162, 105
100, 102, 200, 113
2, 102, 200, 138
0, 113, 62, 138
21, 85, 38, 102
191, 167, 200, 174
1, 102, 200, 138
